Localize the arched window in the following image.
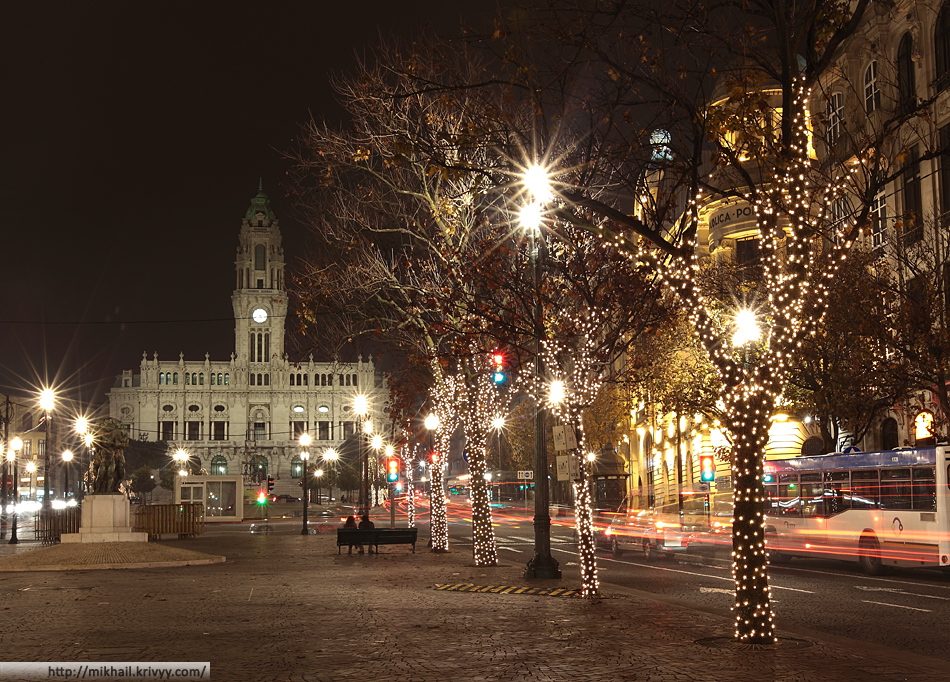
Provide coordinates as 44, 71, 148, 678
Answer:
290, 374, 296, 387
250, 374, 256, 387
218, 373, 224, 385
254, 244, 266, 270
291, 456, 303, 479
263, 373, 270, 386
199, 373, 204, 386
159, 372, 165, 385
881, 417, 900, 450
897, 32, 917, 113
224, 373, 230, 386
864, 61, 881, 112
173, 373, 179, 385
210, 373, 216, 386
327, 374, 332, 386
352, 374, 358, 387
211, 455, 228, 475
801, 436, 825, 456
185, 373, 191, 386
825, 92, 843, 147
937, 3, 950, 91
250, 454, 268, 478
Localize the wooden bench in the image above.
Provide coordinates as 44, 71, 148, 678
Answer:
337, 527, 418, 553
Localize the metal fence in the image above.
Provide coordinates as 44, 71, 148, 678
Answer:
131, 503, 205, 539
35, 506, 81, 543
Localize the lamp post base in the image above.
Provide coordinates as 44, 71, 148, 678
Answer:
524, 554, 562, 579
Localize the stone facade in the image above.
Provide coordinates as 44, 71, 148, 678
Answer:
107, 186, 386, 497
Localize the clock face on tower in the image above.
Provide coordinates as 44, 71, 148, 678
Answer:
252, 308, 268, 323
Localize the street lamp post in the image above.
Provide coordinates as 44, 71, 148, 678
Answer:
7, 437, 21, 544
353, 395, 369, 516
299, 432, 311, 535
491, 416, 505, 472
323, 448, 338, 503
314, 468, 324, 507
61, 450, 73, 500
370, 433, 383, 509
76, 418, 90, 501
424, 412, 439, 515
519, 165, 561, 580
26, 461, 37, 501
39, 389, 55, 509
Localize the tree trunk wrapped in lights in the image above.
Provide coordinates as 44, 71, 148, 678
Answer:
570, 460, 600, 598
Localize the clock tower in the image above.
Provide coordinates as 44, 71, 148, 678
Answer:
232, 182, 286, 363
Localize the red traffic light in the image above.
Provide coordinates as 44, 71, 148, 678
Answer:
699, 455, 716, 483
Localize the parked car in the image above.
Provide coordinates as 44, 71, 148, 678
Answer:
271, 494, 301, 503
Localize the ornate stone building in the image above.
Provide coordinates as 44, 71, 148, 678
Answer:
107, 186, 386, 496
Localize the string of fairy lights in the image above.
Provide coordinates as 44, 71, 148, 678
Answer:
514, 317, 606, 598
548, 75, 862, 642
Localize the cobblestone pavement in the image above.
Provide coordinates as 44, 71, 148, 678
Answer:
0, 527, 944, 681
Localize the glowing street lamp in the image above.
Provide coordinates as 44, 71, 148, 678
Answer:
732, 309, 761, 347
39, 389, 55, 509
548, 380, 566, 405
523, 163, 553, 203
353, 395, 370, 516
491, 416, 505, 471
299, 432, 312, 535
26, 461, 37, 500
7, 437, 22, 544
173, 448, 190, 477
61, 450, 73, 499
518, 164, 561, 580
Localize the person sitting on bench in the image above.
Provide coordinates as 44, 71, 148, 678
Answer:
358, 514, 375, 554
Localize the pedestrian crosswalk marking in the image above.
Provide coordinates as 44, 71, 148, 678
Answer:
433, 583, 580, 598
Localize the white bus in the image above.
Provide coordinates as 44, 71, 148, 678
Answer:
764, 447, 950, 574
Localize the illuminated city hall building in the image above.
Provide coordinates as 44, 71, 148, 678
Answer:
108, 186, 385, 496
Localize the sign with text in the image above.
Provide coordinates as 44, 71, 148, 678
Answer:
556, 455, 580, 481
552, 425, 578, 452
517, 470, 534, 480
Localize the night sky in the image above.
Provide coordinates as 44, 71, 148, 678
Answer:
2, 1, 499, 410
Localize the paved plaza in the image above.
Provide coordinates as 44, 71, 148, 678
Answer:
0, 523, 944, 681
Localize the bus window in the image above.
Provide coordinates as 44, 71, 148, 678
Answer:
850, 470, 880, 509
880, 469, 912, 510
776, 483, 801, 517
823, 483, 851, 515
801, 479, 826, 518
913, 467, 936, 511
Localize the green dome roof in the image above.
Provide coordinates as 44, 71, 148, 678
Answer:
245, 179, 276, 221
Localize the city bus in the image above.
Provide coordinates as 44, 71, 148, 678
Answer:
763, 447, 950, 574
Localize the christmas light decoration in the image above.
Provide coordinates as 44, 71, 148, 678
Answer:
515, 315, 609, 598
530, 77, 860, 641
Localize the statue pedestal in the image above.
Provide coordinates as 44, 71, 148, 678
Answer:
61, 494, 148, 544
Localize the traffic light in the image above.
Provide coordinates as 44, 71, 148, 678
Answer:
491, 351, 506, 384
257, 491, 267, 504
267, 476, 275, 492
386, 458, 399, 483
699, 455, 715, 483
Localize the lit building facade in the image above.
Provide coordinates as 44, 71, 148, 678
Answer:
624, 0, 950, 508
107, 186, 386, 496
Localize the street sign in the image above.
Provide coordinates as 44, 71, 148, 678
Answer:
517, 470, 534, 480
552, 425, 577, 452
